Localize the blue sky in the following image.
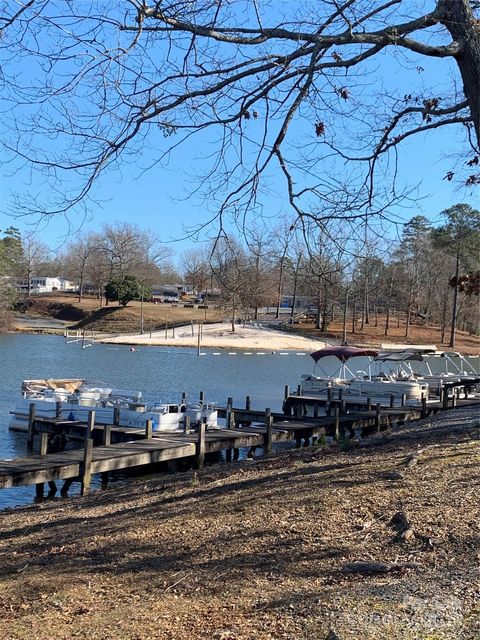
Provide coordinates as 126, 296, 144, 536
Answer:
0, 1, 478, 262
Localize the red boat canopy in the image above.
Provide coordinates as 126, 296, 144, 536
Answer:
310, 346, 379, 363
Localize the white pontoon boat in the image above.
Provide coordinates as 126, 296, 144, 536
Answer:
9, 379, 218, 432
301, 347, 429, 405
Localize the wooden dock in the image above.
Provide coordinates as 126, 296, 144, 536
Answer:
1, 392, 479, 500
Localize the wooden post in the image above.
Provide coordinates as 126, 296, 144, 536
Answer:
295, 399, 303, 419
195, 420, 206, 468
366, 397, 372, 412
35, 483, 44, 501
313, 404, 319, 418
145, 418, 153, 439
113, 407, 120, 426
375, 403, 381, 433
284, 385, 290, 401
87, 410, 95, 437
297, 384, 302, 397
35, 430, 50, 499
226, 448, 232, 462
229, 410, 235, 429
327, 388, 333, 417
390, 394, 395, 408
245, 395, 251, 410
334, 406, 340, 441
199, 390, 205, 405
101, 424, 111, 488
39, 432, 49, 456
401, 394, 406, 407
80, 438, 94, 496
181, 391, 187, 404
225, 397, 232, 430
264, 408, 272, 453
442, 388, 449, 409
27, 402, 36, 450
421, 394, 427, 419
183, 415, 191, 434
103, 425, 111, 446
55, 401, 62, 418
452, 393, 457, 408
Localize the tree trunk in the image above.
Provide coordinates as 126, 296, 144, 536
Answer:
405, 284, 413, 338
321, 297, 328, 332
342, 289, 349, 345
384, 276, 394, 336
449, 251, 460, 348
275, 257, 284, 319
351, 294, 357, 333
441, 0, 480, 146
78, 274, 84, 303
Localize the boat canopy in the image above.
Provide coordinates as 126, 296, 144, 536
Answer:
310, 346, 378, 363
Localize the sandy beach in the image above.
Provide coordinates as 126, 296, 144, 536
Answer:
99, 322, 329, 351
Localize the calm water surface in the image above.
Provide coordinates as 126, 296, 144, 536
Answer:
0, 334, 314, 510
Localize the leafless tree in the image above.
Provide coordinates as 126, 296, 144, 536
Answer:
20, 235, 51, 298
181, 247, 212, 294
63, 234, 98, 302
1, 1, 478, 245
211, 237, 250, 332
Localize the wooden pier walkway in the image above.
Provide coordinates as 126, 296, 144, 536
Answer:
1, 392, 479, 500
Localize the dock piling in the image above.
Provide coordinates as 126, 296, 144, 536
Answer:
39, 432, 49, 456
375, 403, 381, 432
145, 419, 153, 439
421, 394, 427, 419
87, 411, 95, 437
442, 388, 449, 409
80, 438, 93, 496
103, 425, 111, 446
264, 408, 272, 454
196, 420, 206, 468
334, 406, 340, 441
27, 402, 36, 450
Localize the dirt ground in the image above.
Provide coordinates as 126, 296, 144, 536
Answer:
0, 406, 479, 640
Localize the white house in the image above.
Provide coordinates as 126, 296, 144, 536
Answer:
17, 277, 75, 294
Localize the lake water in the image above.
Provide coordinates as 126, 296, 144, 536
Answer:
1, 335, 478, 511
0, 334, 314, 510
